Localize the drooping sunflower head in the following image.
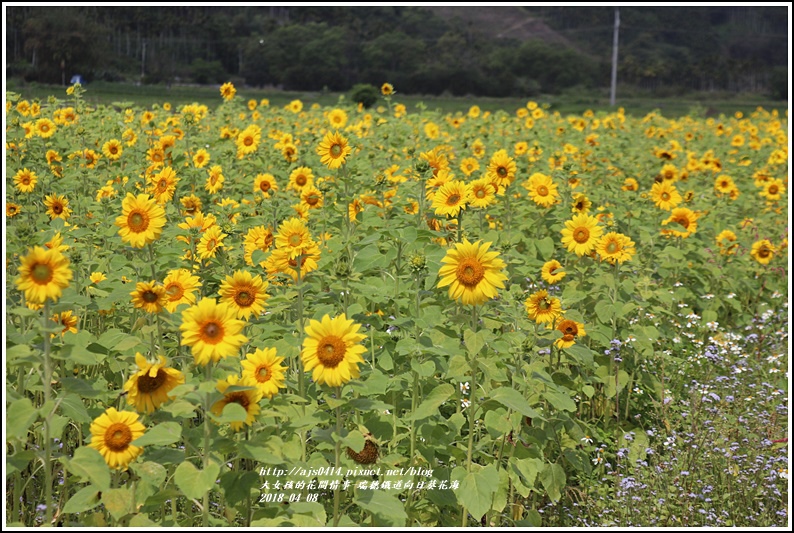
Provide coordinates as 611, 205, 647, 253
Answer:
541, 260, 566, 284
211, 374, 262, 431
301, 314, 367, 387
88, 407, 146, 470
554, 319, 586, 349
241, 347, 287, 399
124, 353, 185, 414
437, 239, 508, 307
180, 298, 248, 366
15, 246, 73, 305
750, 239, 776, 265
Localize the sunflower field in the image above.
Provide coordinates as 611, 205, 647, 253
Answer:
4, 83, 789, 527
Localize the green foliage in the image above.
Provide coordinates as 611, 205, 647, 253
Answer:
349, 83, 380, 108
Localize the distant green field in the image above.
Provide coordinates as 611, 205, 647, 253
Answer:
5, 78, 786, 118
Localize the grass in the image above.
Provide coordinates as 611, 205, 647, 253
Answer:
5, 78, 786, 119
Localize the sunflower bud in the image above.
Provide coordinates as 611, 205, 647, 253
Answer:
335, 254, 351, 278
408, 251, 427, 275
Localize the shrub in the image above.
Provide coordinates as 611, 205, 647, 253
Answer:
349, 83, 380, 108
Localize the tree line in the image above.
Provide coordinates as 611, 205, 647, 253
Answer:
5, 6, 788, 98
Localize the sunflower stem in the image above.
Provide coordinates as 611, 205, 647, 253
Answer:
202, 361, 212, 527
457, 209, 464, 244
333, 387, 343, 527
42, 300, 54, 526
462, 305, 480, 527
296, 256, 307, 463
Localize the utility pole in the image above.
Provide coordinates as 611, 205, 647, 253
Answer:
610, 7, 620, 106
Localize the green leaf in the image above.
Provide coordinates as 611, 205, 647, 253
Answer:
237, 442, 283, 464
452, 464, 500, 520
407, 384, 454, 421
65, 447, 111, 492
129, 514, 158, 527
102, 487, 135, 521
594, 301, 615, 324
62, 485, 102, 514
342, 431, 365, 453
489, 387, 541, 419
61, 377, 103, 399
6, 398, 39, 440
219, 471, 260, 507
131, 462, 167, 488
131, 422, 182, 447
355, 489, 408, 526
445, 355, 470, 380
539, 463, 566, 502
508, 457, 542, 498
464, 329, 485, 356
174, 461, 220, 501
214, 402, 248, 424
564, 344, 594, 367
543, 390, 577, 412
535, 237, 555, 260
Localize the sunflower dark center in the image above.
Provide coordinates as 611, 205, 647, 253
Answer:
137, 369, 167, 393
330, 144, 342, 157
497, 166, 507, 177
260, 181, 271, 192
256, 366, 271, 382
768, 185, 779, 195
105, 423, 133, 452
236, 290, 253, 306
574, 228, 590, 243
606, 241, 619, 254
202, 321, 223, 341
456, 258, 485, 287
32, 263, 54, 284
317, 336, 346, 367
228, 392, 250, 409
52, 204, 63, 214
446, 193, 461, 205
142, 290, 159, 303
129, 212, 147, 231
537, 186, 549, 196
475, 188, 486, 199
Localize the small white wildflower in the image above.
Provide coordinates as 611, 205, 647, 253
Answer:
706, 321, 719, 331
633, 387, 644, 395
459, 382, 470, 394
461, 399, 471, 409
674, 281, 684, 287
702, 294, 715, 300
726, 293, 736, 299
581, 435, 593, 444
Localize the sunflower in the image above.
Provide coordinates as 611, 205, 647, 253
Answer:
206, 165, 225, 194
300, 186, 324, 211
44, 194, 72, 220
236, 125, 261, 158
115, 193, 166, 248
650, 181, 682, 211
130, 281, 167, 314
192, 148, 211, 168
180, 194, 203, 216
44, 232, 69, 253
7, 202, 22, 218
88, 408, 146, 470
554, 319, 586, 349
760, 178, 785, 201
253, 173, 278, 198
15, 246, 73, 304
218, 270, 269, 320
124, 353, 185, 413
35, 118, 57, 138
265, 243, 321, 282
715, 229, 738, 255
162, 269, 201, 313
211, 375, 262, 431
486, 149, 517, 191
526, 172, 559, 207
459, 157, 480, 177
317, 131, 352, 170
275, 217, 314, 258
596, 232, 636, 263
437, 239, 508, 306
541, 260, 566, 284
420, 147, 450, 177
328, 108, 348, 129
661, 208, 698, 239
148, 166, 179, 204
102, 139, 123, 161
243, 226, 275, 267
301, 314, 367, 387
432, 180, 470, 217
714, 175, 736, 195
288, 99, 303, 113
750, 239, 776, 265
381, 83, 394, 96
468, 178, 497, 209
524, 289, 563, 324
13, 168, 38, 193
241, 348, 287, 399
571, 193, 591, 214
288, 166, 315, 193
196, 225, 227, 260
180, 298, 248, 365
51, 310, 79, 336
561, 214, 603, 256
220, 82, 236, 101
177, 211, 216, 247
424, 121, 440, 139
659, 163, 678, 183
